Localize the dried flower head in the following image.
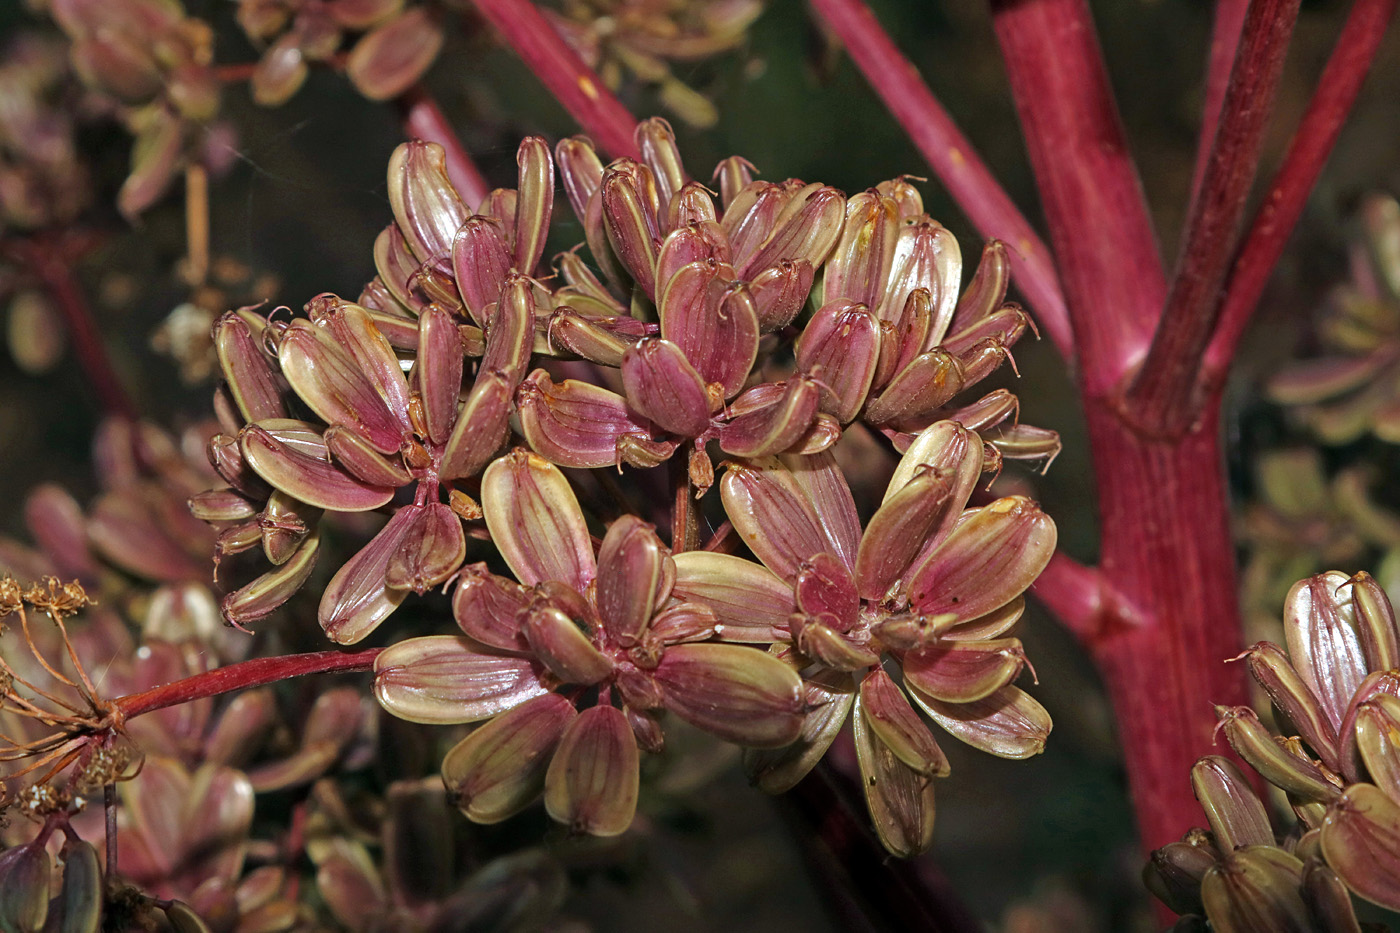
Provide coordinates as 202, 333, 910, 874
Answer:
376, 450, 803, 836
236, 0, 444, 105
200, 136, 552, 635
193, 123, 1061, 860
0, 583, 141, 798
677, 422, 1055, 855
1152, 570, 1400, 922
547, 0, 763, 127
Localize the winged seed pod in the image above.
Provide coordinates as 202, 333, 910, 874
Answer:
363, 137, 554, 343
524, 119, 840, 479
374, 450, 803, 837
676, 421, 1055, 855
209, 292, 522, 641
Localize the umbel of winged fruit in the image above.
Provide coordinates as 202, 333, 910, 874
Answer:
1219, 572, 1400, 913
373, 450, 804, 837
674, 421, 1057, 856
203, 293, 528, 641
197, 136, 552, 634
518, 118, 1058, 487
1152, 571, 1400, 923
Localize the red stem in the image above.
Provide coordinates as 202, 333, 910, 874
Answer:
991, 0, 1252, 856
9, 236, 136, 420
1125, 0, 1300, 435
468, 0, 640, 159
1084, 407, 1251, 853
214, 62, 259, 83
397, 85, 492, 208
782, 761, 982, 932
989, 0, 1166, 396
806, 0, 1073, 360
1203, 0, 1400, 388
1192, 0, 1251, 207
113, 648, 381, 720
1031, 551, 1115, 641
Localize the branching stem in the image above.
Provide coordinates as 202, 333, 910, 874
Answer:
989, 0, 1165, 393
1193, 0, 1251, 206
1203, 0, 1400, 389
1125, 0, 1301, 435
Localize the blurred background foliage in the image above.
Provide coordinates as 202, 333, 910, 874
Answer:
2, 0, 1400, 928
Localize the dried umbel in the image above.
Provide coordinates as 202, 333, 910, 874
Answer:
524, 118, 1056, 483
0, 33, 91, 233
1268, 194, 1400, 445
679, 423, 1055, 856
0, 578, 150, 844
1150, 570, 1400, 924
45, 0, 221, 216
236, 0, 445, 106
377, 450, 804, 836
546, 0, 764, 127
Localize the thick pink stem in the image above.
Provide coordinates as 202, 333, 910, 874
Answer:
1085, 406, 1250, 852
990, 0, 1165, 395
807, 0, 1072, 359
114, 649, 381, 719
469, 0, 640, 159
991, 0, 1249, 855
1203, 0, 1400, 388
398, 85, 492, 207
1029, 551, 1145, 642
1126, 0, 1300, 435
